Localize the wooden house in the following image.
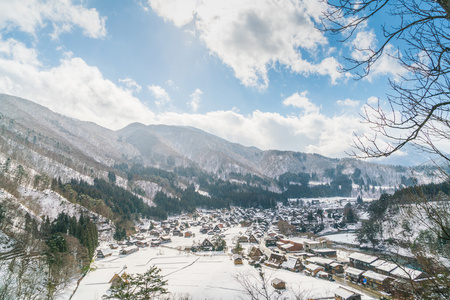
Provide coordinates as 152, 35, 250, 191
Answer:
249, 234, 259, 244
272, 278, 286, 290
97, 248, 113, 258
109, 272, 129, 288
120, 246, 139, 255
334, 286, 362, 300
237, 235, 249, 243
266, 253, 285, 268
304, 263, 324, 277
362, 270, 394, 292
348, 252, 378, 270
369, 259, 397, 276
249, 247, 264, 260
184, 231, 193, 238
233, 254, 243, 265
201, 238, 214, 251
344, 267, 365, 283
281, 256, 303, 272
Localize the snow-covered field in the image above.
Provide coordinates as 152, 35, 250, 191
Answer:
70, 226, 375, 300
324, 233, 358, 245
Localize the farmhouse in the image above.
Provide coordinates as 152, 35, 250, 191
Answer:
304, 263, 324, 277
334, 286, 362, 300
97, 248, 112, 258
362, 270, 394, 292
272, 278, 286, 290
349, 252, 378, 270
344, 267, 365, 283
120, 246, 139, 255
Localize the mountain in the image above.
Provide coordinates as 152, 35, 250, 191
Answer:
0, 93, 442, 196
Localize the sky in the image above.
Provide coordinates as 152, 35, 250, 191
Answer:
0, 0, 414, 161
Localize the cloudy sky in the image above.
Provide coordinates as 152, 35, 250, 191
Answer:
0, 0, 410, 160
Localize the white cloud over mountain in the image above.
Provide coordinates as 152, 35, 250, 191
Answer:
147, 0, 342, 88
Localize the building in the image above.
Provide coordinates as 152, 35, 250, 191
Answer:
305, 263, 324, 277
281, 256, 303, 272
272, 278, 286, 290
334, 286, 362, 300
120, 246, 139, 255
362, 270, 394, 292
370, 259, 398, 276
344, 267, 365, 283
233, 254, 243, 265
348, 252, 378, 270
97, 248, 113, 258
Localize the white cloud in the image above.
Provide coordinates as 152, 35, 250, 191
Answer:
367, 96, 378, 105
350, 30, 408, 81
148, 85, 171, 108
282, 91, 319, 114
147, 0, 342, 88
0, 0, 107, 38
336, 99, 360, 107
0, 37, 152, 129
0, 35, 371, 157
119, 78, 142, 93
188, 88, 202, 112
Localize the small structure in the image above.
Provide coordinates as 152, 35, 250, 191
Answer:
304, 263, 324, 277
233, 254, 243, 265
109, 273, 128, 288
362, 270, 394, 292
120, 245, 139, 255
184, 231, 193, 238
272, 278, 286, 290
344, 267, 365, 283
334, 286, 362, 300
370, 259, 397, 276
281, 256, 303, 272
313, 248, 337, 258
97, 248, 113, 258
237, 235, 249, 243
348, 252, 378, 270
160, 236, 172, 244
201, 238, 214, 251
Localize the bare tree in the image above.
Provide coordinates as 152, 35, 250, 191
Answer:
322, 0, 450, 164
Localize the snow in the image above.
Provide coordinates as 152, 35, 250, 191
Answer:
70, 225, 376, 300
324, 233, 358, 245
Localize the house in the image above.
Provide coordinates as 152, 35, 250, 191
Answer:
389, 266, 426, 281
97, 248, 113, 258
317, 270, 333, 280
272, 278, 286, 290
348, 252, 378, 270
184, 231, 193, 238
312, 248, 337, 258
334, 286, 362, 300
344, 267, 365, 283
249, 234, 259, 244
265, 236, 278, 247
303, 239, 328, 251
304, 263, 324, 277
249, 247, 264, 260
370, 259, 398, 276
237, 235, 249, 243
330, 262, 345, 274
306, 257, 337, 273
362, 270, 394, 292
160, 236, 172, 244
201, 238, 214, 251
281, 256, 303, 272
266, 253, 285, 268
213, 224, 222, 233
233, 254, 243, 265
109, 272, 129, 288
277, 240, 303, 253
136, 241, 149, 248
120, 246, 139, 255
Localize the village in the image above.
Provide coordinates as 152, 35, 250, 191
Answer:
70, 197, 426, 300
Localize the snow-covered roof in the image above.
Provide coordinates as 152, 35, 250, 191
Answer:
334, 286, 360, 299
370, 259, 398, 273
305, 263, 323, 271
345, 267, 365, 276
349, 252, 378, 264
390, 266, 423, 280
363, 270, 390, 282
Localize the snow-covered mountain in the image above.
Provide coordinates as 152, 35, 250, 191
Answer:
0, 93, 441, 191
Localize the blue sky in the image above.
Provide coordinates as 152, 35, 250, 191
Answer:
0, 0, 413, 160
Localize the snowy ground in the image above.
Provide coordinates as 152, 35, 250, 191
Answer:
324, 233, 358, 245
69, 226, 375, 300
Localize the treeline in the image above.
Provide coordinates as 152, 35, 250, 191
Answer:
41, 212, 98, 261
50, 177, 167, 221
280, 172, 352, 198
153, 186, 229, 215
